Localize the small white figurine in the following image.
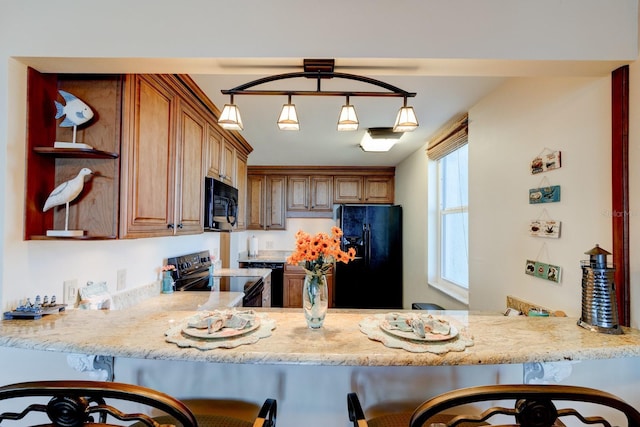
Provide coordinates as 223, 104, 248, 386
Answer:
54, 90, 95, 149
43, 168, 93, 237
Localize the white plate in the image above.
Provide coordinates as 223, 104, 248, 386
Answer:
379, 320, 458, 342
182, 317, 261, 340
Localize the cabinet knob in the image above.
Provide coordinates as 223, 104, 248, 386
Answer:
167, 224, 174, 229
177, 223, 184, 229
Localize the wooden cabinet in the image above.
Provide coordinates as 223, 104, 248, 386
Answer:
25, 71, 252, 240
334, 175, 394, 204
235, 153, 247, 230
120, 74, 204, 238
287, 175, 333, 216
283, 264, 334, 308
205, 124, 236, 185
247, 175, 286, 230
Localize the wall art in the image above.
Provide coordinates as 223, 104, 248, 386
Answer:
525, 259, 561, 283
531, 148, 561, 174
529, 185, 561, 204
529, 219, 561, 238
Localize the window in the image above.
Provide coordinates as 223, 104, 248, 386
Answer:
426, 113, 469, 303
438, 145, 469, 289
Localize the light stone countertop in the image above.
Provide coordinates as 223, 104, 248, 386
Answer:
237, 251, 291, 263
2, 292, 640, 366
213, 268, 272, 278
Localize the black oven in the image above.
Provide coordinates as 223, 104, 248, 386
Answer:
166, 250, 263, 307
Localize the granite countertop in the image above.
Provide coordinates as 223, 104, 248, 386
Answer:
2, 293, 640, 366
238, 251, 291, 263
213, 268, 272, 278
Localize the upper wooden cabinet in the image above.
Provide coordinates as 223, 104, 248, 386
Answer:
247, 174, 286, 230
286, 175, 333, 216
120, 74, 205, 238
247, 166, 395, 226
205, 124, 237, 185
235, 153, 248, 230
25, 70, 252, 240
334, 175, 394, 204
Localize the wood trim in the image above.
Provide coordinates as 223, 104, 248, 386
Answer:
611, 65, 630, 326
248, 165, 395, 176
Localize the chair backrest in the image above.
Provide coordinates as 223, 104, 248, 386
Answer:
410, 384, 640, 427
0, 380, 198, 426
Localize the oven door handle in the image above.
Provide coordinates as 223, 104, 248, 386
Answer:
175, 270, 211, 291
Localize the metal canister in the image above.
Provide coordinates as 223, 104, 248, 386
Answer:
577, 244, 622, 334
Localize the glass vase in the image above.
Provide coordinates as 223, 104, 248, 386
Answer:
303, 272, 328, 329
162, 271, 175, 294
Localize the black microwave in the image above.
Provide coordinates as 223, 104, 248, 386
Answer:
204, 177, 238, 231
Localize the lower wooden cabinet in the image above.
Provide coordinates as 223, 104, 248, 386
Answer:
283, 264, 335, 308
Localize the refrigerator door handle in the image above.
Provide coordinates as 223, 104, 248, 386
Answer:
364, 223, 371, 266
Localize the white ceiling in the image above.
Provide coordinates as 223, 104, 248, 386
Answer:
189, 57, 623, 167
19, 56, 627, 167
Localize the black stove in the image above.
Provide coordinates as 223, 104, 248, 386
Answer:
167, 250, 212, 291
165, 250, 264, 306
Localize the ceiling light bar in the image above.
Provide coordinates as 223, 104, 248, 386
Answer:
218, 59, 418, 132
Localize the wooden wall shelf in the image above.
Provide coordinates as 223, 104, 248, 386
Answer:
33, 147, 119, 159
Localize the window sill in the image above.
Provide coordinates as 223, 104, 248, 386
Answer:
428, 280, 469, 306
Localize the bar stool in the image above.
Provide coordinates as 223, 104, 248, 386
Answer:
0, 380, 277, 427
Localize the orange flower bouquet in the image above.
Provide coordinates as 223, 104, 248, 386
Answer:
287, 226, 355, 328
286, 226, 356, 276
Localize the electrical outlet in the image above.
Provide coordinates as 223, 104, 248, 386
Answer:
266, 241, 274, 249
63, 279, 78, 305
116, 269, 127, 291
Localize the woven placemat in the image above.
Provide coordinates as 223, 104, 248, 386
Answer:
359, 313, 473, 354
165, 313, 276, 350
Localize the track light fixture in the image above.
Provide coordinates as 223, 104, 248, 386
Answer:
337, 96, 359, 131
218, 59, 418, 132
277, 95, 299, 131
218, 95, 244, 131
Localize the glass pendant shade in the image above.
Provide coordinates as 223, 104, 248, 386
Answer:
218, 102, 243, 131
337, 97, 359, 131
277, 96, 300, 130
393, 100, 419, 132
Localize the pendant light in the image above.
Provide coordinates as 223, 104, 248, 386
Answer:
393, 97, 419, 132
337, 96, 359, 131
217, 95, 243, 131
277, 95, 300, 131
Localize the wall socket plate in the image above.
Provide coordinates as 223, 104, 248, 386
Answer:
116, 269, 127, 291
63, 279, 78, 305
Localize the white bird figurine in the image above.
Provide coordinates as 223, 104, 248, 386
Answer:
43, 168, 93, 212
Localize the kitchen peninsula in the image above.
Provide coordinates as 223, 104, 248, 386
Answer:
3, 296, 640, 427
2, 294, 640, 366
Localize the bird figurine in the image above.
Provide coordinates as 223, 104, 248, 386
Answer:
43, 168, 93, 237
44, 168, 93, 212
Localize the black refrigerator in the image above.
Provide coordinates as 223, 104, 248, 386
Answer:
335, 204, 402, 309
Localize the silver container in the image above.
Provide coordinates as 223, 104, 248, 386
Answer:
577, 244, 622, 334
